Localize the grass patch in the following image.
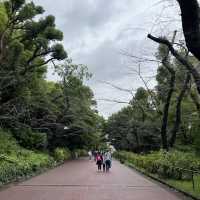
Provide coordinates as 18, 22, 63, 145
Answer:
167, 175, 200, 198
115, 150, 200, 199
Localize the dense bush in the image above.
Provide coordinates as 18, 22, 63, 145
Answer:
13, 128, 48, 150
0, 129, 88, 186
0, 152, 54, 185
0, 130, 55, 185
0, 130, 19, 154
114, 150, 200, 180
75, 149, 88, 157
53, 148, 71, 162
0, 3, 7, 31
71, 149, 88, 158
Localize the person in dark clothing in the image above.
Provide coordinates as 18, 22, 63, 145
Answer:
96, 152, 103, 171
93, 151, 97, 161
102, 153, 106, 172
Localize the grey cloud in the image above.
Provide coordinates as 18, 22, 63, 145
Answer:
33, 0, 172, 117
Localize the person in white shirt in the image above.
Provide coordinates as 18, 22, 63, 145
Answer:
88, 151, 92, 160
105, 151, 112, 172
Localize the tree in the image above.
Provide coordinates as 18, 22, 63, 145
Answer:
0, 0, 67, 128
147, 34, 200, 95
105, 87, 160, 153
169, 72, 190, 147
0, 1, 104, 152
43, 60, 103, 150
156, 33, 176, 150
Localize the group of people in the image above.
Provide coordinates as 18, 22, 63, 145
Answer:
90, 151, 112, 172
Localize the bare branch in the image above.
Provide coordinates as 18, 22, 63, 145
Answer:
98, 98, 130, 104
99, 80, 136, 96
147, 33, 200, 94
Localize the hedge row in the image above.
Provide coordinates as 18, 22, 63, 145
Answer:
114, 150, 200, 180
0, 152, 55, 185
0, 130, 87, 186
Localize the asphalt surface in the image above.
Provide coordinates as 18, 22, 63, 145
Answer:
0, 159, 191, 200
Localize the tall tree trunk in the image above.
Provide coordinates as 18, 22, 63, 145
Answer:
160, 70, 175, 150
159, 31, 177, 150
190, 90, 200, 118
181, 126, 188, 142
134, 131, 140, 152
176, 0, 200, 61
169, 72, 191, 147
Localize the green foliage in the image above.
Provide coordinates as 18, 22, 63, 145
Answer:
106, 43, 200, 152
105, 88, 160, 153
0, 3, 8, 31
53, 148, 71, 162
46, 60, 104, 151
13, 128, 48, 150
74, 149, 88, 157
0, 129, 19, 154
0, 0, 103, 154
0, 0, 67, 130
115, 150, 200, 180
194, 130, 200, 153
167, 177, 200, 198
0, 129, 55, 185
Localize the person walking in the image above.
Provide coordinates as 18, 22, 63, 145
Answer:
88, 151, 92, 160
102, 153, 106, 172
96, 152, 102, 171
93, 151, 97, 162
105, 151, 112, 172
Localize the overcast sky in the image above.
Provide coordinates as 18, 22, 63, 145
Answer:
33, 0, 179, 118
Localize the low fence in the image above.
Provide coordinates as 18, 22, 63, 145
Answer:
167, 166, 200, 193
117, 154, 200, 198
133, 158, 200, 193
127, 161, 200, 199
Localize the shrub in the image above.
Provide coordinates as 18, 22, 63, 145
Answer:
114, 150, 200, 181
71, 149, 87, 159
0, 129, 18, 154
76, 149, 88, 157
53, 148, 71, 162
194, 134, 200, 154
13, 128, 48, 150
0, 129, 55, 186
0, 4, 8, 31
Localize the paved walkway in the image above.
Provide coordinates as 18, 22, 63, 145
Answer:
0, 159, 190, 200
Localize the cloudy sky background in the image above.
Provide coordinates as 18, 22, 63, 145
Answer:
33, 0, 180, 118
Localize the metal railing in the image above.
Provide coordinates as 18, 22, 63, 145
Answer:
168, 166, 200, 192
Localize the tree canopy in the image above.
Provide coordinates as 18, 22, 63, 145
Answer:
0, 0, 105, 152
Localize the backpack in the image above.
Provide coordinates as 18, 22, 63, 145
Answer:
97, 155, 101, 161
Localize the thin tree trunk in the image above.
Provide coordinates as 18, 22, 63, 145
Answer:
134, 131, 140, 152
160, 70, 175, 150
190, 90, 200, 118
169, 72, 191, 147
159, 31, 177, 150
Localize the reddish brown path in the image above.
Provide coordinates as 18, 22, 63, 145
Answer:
0, 159, 190, 200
